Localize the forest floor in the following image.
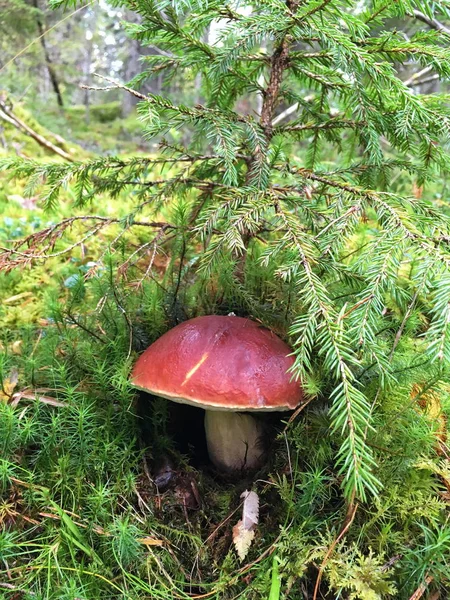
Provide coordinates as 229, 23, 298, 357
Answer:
1, 105, 450, 600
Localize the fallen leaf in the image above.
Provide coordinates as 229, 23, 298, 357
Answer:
233, 490, 259, 562
11, 341, 23, 355
0, 367, 19, 402
232, 521, 255, 561
138, 537, 164, 546
241, 490, 259, 530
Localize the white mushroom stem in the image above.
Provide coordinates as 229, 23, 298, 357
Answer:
204, 411, 265, 472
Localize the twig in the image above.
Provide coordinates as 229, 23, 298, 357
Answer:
65, 311, 107, 344
136, 239, 160, 287
272, 103, 298, 126
389, 269, 427, 359
312, 499, 358, 600
343, 294, 373, 318
282, 396, 313, 431
381, 553, 403, 572
91, 73, 148, 101
408, 575, 434, 600
281, 119, 364, 133
0, 216, 175, 270
79, 84, 118, 92
315, 204, 360, 239
403, 65, 434, 87
171, 236, 186, 314
410, 73, 440, 87
207, 507, 243, 546
0, 583, 36, 596
147, 44, 175, 58
118, 227, 171, 276
411, 10, 450, 35
10, 390, 68, 408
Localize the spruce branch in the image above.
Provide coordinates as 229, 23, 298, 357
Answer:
4, 0, 450, 504
276, 119, 364, 134
0, 215, 176, 270
272, 203, 379, 499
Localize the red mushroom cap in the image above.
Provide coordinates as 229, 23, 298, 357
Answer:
131, 315, 303, 411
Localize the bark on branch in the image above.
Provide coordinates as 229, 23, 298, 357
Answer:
259, 1, 300, 140
32, 0, 65, 107
235, 0, 300, 279
412, 9, 450, 35
260, 39, 291, 138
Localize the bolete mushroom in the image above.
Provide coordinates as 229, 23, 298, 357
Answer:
131, 315, 303, 472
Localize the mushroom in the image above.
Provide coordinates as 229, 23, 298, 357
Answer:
131, 315, 303, 472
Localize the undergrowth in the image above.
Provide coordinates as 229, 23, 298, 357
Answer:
1, 240, 449, 598
2, 0, 450, 597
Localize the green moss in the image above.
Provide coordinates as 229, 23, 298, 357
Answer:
65, 101, 123, 124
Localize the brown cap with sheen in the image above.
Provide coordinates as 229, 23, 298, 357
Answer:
131, 315, 303, 411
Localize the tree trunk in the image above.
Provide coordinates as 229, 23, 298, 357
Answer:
83, 9, 97, 126
32, 0, 64, 108
121, 9, 164, 116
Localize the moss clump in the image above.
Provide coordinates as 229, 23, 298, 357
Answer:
65, 101, 123, 123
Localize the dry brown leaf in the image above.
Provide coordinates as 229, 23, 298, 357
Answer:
232, 490, 259, 562
232, 521, 255, 561
0, 367, 19, 402
11, 341, 23, 355
138, 537, 164, 546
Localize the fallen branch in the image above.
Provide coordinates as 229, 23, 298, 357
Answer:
0, 215, 175, 271
0, 96, 73, 161
0, 108, 19, 128
408, 575, 434, 600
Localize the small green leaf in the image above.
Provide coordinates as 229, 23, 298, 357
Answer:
269, 556, 281, 600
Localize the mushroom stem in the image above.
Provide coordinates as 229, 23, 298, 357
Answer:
204, 410, 266, 472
